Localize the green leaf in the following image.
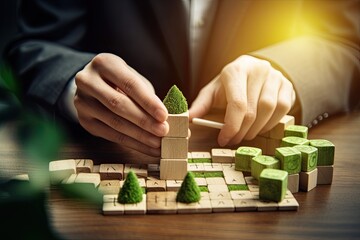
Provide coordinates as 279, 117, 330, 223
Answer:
163, 85, 188, 114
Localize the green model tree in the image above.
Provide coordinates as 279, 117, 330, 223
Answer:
163, 85, 188, 114
118, 171, 143, 204
176, 172, 201, 203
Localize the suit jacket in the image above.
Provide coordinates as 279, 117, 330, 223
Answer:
6, 0, 360, 126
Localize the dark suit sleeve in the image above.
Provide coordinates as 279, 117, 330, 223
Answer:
5, 0, 95, 111
251, 0, 360, 126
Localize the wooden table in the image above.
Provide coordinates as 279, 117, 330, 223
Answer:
1, 111, 360, 239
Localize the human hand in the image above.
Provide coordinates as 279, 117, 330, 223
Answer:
189, 55, 296, 147
74, 53, 169, 156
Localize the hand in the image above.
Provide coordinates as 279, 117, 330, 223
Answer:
189, 55, 296, 147
74, 53, 169, 156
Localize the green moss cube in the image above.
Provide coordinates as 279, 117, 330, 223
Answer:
259, 169, 288, 202
275, 147, 302, 174
251, 155, 280, 180
285, 125, 308, 138
281, 136, 309, 147
235, 146, 262, 172
293, 145, 318, 171
309, 139, 335, 166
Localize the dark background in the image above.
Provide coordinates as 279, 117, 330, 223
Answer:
0, 0, 19, 64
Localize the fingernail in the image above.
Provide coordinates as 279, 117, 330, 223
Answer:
153, 121, 169, 137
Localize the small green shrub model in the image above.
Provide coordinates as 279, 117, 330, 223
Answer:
176, 172, 201, 203
118, 171, 143, 204
163, 85, 188, 114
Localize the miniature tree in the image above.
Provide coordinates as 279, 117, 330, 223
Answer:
176, 172, 201, 203
163, 85, 188, 114
118, 171, 143, 204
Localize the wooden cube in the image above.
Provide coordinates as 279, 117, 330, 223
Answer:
287, 173, 299, 193
317, 165, 333, 184
266, 138, 282, 156
211, 148, 234, 163
161, 137, 188, 159
259, 169, 288, 202
166, 112, 189, 137
146, 180, 166, 192
99, 164, 124, 180
75, 173, 101, 187
160, 159, 188, 180
269, 115, 295, 139
124, 164, 148, 179
49, 159, 77, 184
299, 168, 318, 191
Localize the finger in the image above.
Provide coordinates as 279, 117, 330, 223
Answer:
244, 71, 282, 139
76, 70, 169, 137
217, 65, 247, 147
75, 92, 162, 149
261, 78, 293, 133
91, 54, 168, 122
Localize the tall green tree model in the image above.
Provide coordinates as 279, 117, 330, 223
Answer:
118, 171, 143, 204
176, 172, 201, 203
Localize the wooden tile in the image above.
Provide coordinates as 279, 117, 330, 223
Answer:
161, 137, 188, 159
288, 173, 299, 193
188, 163, 205, 172
278, 198, 299, 211
206, 177, 226, 185
244, 176, 258, 185
166, 180, 183, 191
209, 192, 232, 200
124, 164, 148, 179
211, 199, 235, 213
102, 197, 124, 215
230, 191, 255, 200
190, 152, 212, 163
257, 200, 279, 211
177, 199, 212, 214
208, 184, 229, 193
147, 192, 177, 214
247, 184, 260, 192
203, 163, 223, 172
92, 165, 100, 173
224, 175, 246, 185
98, 180, 121, 195
233, 199, 258, 212
75, 173, 101, 187
160, 159, 188, 180
103, 194, 118, 203
146, 180, 166, 192
124, 194, 147, 215
61, 174, 77, 184
195, 177, 207, 186
299, 168, 318, 192
211, 148, 234, 163
266, 138, 282, 156
49, 159, 77, 184
166, 112, 189, 137
317, 165, 333, 185
75, 159, 94, 173
99, 164, 124, 180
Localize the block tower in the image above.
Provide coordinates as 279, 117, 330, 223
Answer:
160, 85, 189, 180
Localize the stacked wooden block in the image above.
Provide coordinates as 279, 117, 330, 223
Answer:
160, 112, 189, 180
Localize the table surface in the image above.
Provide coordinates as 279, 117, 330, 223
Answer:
1, 111, 360, 240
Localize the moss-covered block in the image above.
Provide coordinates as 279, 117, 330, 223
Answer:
163, 85, 188, 114
251, 155, 280, 180
275, 147, 302, 174
284, 125, 308, 138
309, 139, 335, 166
235, 146, 262, 172
259, 169, 288, 202
281, 136, 309, 147
293, 145, 318, 172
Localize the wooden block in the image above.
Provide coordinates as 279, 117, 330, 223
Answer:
209, 192, 232, 200
160, 159, 188, 180
206, 177, 226, 185
92, 165, 100, 173
275, 147, 302, 174
233, 199, 258, 212
257, 200, 279, 211
251, 155, 280, 180
241, 136, 267, 154
309, 139, 335, 166
194, 177, 207, 186
235, 146, 262, 172
188, 163, 205, 172
124, 164, 148, 178
247, 184, 260, 192
211, 148, 234, 163
287, 173, 299, 193
259, 169, 288, 202
74, 173, 101, 187
244, 176, 258, 185
224, 174, 246, 185
146, 180, 166, 192
284, 125, 308, 139
266, 138, 282, 156
278, 198, 299, 211
124, 194, 147, 215
177, 199, 212, 214
230, 191, 255, 200
269, 115, 295, 139
102, 197, 124, 215
211, 199, 235, 212
49, 159, 77, 184
75, 159, 94, 173
147, 192, 177, 214
166, 180, 183, 191
98, 180, 121, 195
190, 152, 212, 163
299, 168, 318, 192
161, 137, 188, 159
147, 164, 160, 173
99, 164, 124, 180
203, 163, 223, 172
317, 165, 334, 184
208, 184, 229, 193
166, 112, 189, 137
